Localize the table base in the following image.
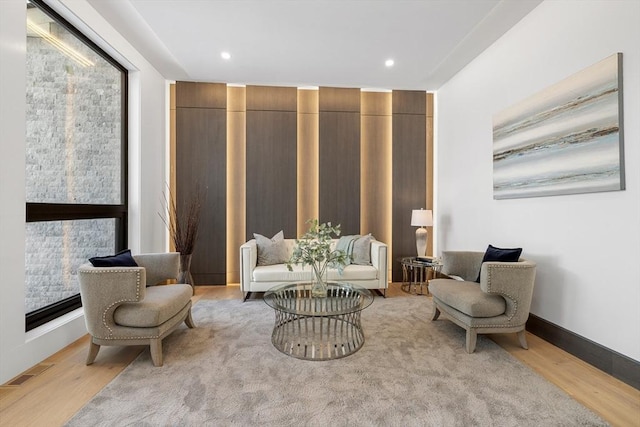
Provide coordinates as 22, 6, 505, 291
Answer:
271, 311, 365, 361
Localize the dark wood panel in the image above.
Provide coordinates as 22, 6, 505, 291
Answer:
392, 90, 426, 115
246, 85, 297, 111
176, 108, 227, 285
319, 111, 360, 235
527, 314, 640, 390
175, 81, 226, 109
319, 87, 361, 112
246, 110, 297, 239
392, 112, 426, 281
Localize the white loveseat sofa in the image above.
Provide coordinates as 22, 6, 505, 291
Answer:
240, 238, 388, 300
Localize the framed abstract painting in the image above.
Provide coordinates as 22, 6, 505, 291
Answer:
493, 53, 625, 199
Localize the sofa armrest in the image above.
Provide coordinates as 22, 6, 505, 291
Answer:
371, 240, 388, 288
240, 240, 257, 293
133, 252, 179, 286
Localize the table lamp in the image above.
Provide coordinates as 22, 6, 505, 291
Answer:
411, 209, 432, 257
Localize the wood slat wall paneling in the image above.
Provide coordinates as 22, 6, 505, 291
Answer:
176, 81, 226, 109
246, 86, 297, 240
297, 89, 319, 236
392, 90, 427, 282
175, 82, 227, 284
319, 87, 361, 235
361, 91, 392, 252
226, 86, 246, 283
169, 84, 176, 252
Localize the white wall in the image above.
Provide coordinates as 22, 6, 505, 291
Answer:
0, 0, 168, 384
436, 0, 639, 361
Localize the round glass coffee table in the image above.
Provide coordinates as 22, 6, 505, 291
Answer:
264, 282, 374, 361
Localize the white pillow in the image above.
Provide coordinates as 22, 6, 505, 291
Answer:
254, 231, 288, 266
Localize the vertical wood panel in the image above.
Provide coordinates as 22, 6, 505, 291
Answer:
226, 86, 246, 283
426, 93, 434, 256
361, 91, 391, 254
176, 82, 227, 284
319, 87, 360, 235
297, 89, 319, 236
246, 86, 297, 239
392, 90, 427, 281
169, 84, 176, 252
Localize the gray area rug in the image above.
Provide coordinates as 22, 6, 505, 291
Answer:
67, 295, 607, 426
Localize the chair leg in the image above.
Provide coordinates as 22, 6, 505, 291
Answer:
184, 309, 196, 329
517, 330, 528, 349
465, 329, 478, 353
150, 338, 163, 367
86, 340, 100, 365
431, 305, 441, 321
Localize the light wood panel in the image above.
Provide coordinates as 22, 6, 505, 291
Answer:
246, 86, 297, 239
319, 87, 361, 235
226, 86, 246, 283
392, 90, 427, 282
361, 91, 392, 251
2, 285, 637, 427
297, 89, 319, 236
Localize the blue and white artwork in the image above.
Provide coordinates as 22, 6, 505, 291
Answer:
493, 53, 624, 199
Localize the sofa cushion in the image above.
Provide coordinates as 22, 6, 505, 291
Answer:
252, 263, 377, 282
114, 284, 192, 328
430, 279, 506, 318
254, 231, 289, 266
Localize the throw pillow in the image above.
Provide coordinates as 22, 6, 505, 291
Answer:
254, 230, 289, 266
89, 249, 138, 267
476, 244, 522, 282
352, 234, 374, 265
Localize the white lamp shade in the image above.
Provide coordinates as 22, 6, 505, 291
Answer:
411, 209, 433, 227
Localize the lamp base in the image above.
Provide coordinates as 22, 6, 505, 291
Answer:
415, 227, 427, 257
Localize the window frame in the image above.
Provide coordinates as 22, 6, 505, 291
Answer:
25, 0, 129, 331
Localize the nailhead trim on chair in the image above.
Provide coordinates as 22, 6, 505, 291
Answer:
85, 269, 155, 339
485, 263, 531, 322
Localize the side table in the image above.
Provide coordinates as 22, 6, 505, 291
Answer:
398, 257, 443, 295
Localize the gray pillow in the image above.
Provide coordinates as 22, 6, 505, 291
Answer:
254, 231, 288, 266
352, 234, 374, 265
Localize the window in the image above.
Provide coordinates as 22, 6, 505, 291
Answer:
25, 0, 128, 330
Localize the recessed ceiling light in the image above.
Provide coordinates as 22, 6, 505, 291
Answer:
385, 59, 394, 67
221, 52, 231, 60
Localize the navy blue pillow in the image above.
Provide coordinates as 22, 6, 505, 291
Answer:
89, 249, 138, 267
476, 244, 522, 282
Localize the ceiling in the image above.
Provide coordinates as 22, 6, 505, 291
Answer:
86, 0, 542, 91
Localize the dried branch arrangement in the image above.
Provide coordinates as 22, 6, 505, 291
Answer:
160, 185, 203, 255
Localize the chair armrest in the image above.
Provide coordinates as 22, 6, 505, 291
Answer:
441, 251, 484, 282
480, 260, 537, 323
240, 240, 257, 292
77, 265, 146, 338
133, 252, 179, 285
371, 240, 388, 288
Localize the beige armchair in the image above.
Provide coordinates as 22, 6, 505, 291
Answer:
429, 251, 536, 353
78, 252, 195, 366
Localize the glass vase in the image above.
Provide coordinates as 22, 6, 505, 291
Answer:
311, 268, 328, 298
178, 253, 195, 295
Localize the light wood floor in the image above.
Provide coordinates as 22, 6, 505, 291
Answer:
1, 283, 638, 427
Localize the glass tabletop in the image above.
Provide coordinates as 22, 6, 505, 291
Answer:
264, 281, 374, 316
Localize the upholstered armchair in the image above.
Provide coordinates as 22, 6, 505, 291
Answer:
429, 251, 536, 353
78, 252, 195, 366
